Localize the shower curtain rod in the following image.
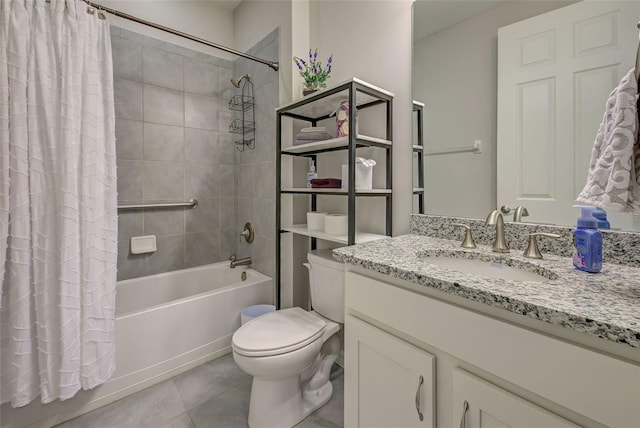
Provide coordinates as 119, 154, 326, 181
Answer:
83, 0, 280, 71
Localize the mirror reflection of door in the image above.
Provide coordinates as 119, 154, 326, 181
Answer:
497, 1, 640, 229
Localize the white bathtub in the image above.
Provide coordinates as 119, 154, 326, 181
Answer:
2, 262, 273, 428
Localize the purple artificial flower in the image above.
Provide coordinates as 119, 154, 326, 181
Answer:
293, 49, 332, 88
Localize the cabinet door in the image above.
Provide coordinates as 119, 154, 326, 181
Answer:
453, 369, 579, 428
345, 315, 435, 428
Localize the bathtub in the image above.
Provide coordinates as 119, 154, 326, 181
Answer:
2, 262, 273, 428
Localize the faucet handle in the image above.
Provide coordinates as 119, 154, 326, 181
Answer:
501, 205, 529, 222
240, 222, 254, 243
523, 232, 561, 259
451, 223, 476, 249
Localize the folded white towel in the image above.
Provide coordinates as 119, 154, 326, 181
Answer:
296, 131, 332, 141
576, 68, 640, 213
301, 126, 327, 133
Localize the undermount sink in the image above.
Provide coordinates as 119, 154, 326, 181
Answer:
421, 252, 557, 282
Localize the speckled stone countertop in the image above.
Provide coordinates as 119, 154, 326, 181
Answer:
333, 234, 640, 349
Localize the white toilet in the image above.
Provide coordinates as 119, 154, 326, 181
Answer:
231, 249, 344, 428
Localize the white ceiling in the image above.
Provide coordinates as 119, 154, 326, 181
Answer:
413, 0, 507, 41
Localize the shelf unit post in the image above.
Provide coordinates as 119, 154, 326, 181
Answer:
413, 101, 425, 214
386, 96, 393, 235
275, 106, 283, 309
347, 83, 357, 245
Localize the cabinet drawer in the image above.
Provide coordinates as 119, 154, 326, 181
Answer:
345, 271, 640, 427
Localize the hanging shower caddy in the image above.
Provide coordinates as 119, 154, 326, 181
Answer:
228, 75, 255, 151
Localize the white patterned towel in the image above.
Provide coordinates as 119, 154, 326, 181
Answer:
576, 68, 640, 212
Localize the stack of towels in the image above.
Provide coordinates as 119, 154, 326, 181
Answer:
294, 127, 333, 145
576, 68, 640, 213
310, 178, 342, 188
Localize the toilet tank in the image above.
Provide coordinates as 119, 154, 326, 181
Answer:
306, 249, 345, 323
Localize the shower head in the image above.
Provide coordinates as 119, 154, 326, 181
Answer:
231, 74, 251, 88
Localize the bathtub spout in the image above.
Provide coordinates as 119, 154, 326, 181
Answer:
230, 256, 252, 268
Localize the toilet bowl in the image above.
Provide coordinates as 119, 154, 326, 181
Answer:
231, 250, 345, 428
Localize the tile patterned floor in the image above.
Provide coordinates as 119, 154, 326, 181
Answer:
55, 354, 344, 428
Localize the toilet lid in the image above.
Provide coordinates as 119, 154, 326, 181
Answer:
232, 307, 326, 357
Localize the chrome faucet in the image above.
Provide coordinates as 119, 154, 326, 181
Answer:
229, 255, 252, 268
485, 210, 510, 253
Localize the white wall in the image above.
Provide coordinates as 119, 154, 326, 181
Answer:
309, 0, 414, 236
100, 1, 234, 60
413, 1, 574, 219
234, 0, 301, 104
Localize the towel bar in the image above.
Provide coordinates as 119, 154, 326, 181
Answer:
117, 199, 198, 210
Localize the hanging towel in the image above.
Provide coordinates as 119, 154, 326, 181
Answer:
576, 68, 640, 213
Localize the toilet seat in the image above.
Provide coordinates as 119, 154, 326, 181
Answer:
233, 307, 326, 357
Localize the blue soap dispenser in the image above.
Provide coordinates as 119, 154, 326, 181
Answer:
572, 206, 602, 273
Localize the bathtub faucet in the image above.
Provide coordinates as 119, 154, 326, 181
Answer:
230, 255, 252, 268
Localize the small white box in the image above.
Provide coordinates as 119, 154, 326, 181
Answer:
307, 212, 327, 230
130, 235, 157, 255
341, 163, 373, 190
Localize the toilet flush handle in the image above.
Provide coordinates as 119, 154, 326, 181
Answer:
302, 262, 311, 271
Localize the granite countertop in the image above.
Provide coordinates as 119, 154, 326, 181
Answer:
333, 234, 640, 349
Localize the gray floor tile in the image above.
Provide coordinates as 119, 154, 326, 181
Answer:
156, 412, 195, 428
173, 353, 251, 410
56, 380, 186, 428
295, 415, 342, 428
189, 381, 252, 428
54, 358, 343, 428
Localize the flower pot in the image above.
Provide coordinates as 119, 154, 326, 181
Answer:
303, 87, 318, 96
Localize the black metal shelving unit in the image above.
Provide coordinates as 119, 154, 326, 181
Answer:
275, 78, 394, 308
412, 100, 425, 214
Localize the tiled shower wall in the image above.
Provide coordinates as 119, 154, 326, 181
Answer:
233, 30, 279, 279
113, 27, 237, 280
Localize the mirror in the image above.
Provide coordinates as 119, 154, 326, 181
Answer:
412, 0, 640, 231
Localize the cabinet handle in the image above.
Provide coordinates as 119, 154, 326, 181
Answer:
459, 400, 469, 428
415, 375, 424, 422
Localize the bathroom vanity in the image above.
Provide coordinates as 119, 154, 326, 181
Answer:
334, 229, 640, 428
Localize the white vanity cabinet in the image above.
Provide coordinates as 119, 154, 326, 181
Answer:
344, 269, 640, 428
345, 315, 435, 428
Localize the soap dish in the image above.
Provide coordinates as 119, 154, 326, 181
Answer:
130, 235, 157, 255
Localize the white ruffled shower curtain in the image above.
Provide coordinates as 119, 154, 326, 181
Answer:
0, 0, 118, 407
